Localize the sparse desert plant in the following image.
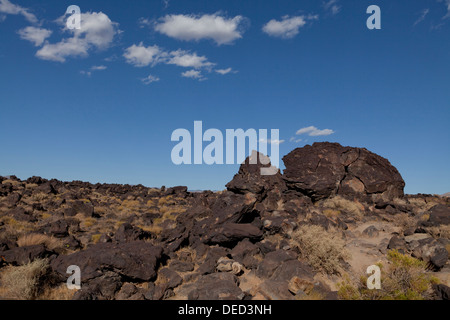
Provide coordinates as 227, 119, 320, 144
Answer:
79, 217, 97, 229
17, 233, 62, 251
0, 258, 50, 300
1, 179, 22, 187
38, 284, 76, 300
424, 225, 450, 240
338, 250, 439, 300
292, 225, 348, 274
31, 193, 49, 202
91, 234, 102, 244
158, 196, 176, 206
393, 213, 417, 234
320, 196, 364, 219
41, 212, 52, 220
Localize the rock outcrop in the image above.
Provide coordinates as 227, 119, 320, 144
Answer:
282, 142, 405, 201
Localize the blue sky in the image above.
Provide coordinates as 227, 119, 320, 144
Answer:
0, 0, 449, 194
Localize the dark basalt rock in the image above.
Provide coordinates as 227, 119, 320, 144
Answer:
187, 272, 244, 300
1, 244, 53, 266
226, 151, 287, 195
113, 223, 152, 243
51, 241, 163, 282
282, 142, 405, 201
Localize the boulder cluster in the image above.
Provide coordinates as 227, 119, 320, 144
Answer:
0, 142, 449, 300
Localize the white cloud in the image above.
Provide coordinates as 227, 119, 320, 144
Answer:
36, 37, 89, 62
138, 17, 152, 28
123, 42, 166, 67
414, 8, 430, 26
18, 26, 52, 46
0, 0, 38, 23
80, 65, 107, 77
289, 137, 303, 143
323, 0, 341, 15
181, 69, 203, 80
80, 70, 91, 77
296, 126, 335, 136
215, 67, 235, 75
442, 0, 450, 18
91, 65, 107, 71
262, 15, 317, 39
141, 74, 160, 84
36, 12, 119, 62
154, 13, 245, 45
259, 138, 285, 145
123, 43, 214, 70
167, 49, 214, 68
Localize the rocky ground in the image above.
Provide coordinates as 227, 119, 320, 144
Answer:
0, 142, 449, 300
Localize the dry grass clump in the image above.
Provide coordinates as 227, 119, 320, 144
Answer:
17, 233, 62, 251
338, 250, 439, 300
0, 258, 50, 300
292, 225, 348, 275
1, 179, 22, 187
38, 284, 76, 300
30, 193, 49, 202
320, 196, 364, 219
78, 216, 97, 230
424, 225, 450, 240
407, 198, 439, 212
393, 213, 417, 234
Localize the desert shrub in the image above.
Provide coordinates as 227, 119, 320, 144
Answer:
338, 250, 439, 300
158, 196, 176, 206
320, 196, 364, 219
91, 234, 102, 244
393, 213, 417, 234
292, 225, 348, 274
1, 179, 22, 187
79, 217, 97, 229
0, 258, 50, 300
424, 225, 450, 240
31, 193, 49, 202
17, 233, 62, 251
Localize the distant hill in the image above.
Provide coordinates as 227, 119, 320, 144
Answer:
442, 192, 450, 197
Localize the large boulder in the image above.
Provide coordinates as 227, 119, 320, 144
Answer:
282, 142, 405, 201
51, 241, 163, 282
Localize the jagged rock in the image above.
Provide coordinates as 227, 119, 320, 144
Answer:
434, 284, 450, 300
409, 237, 449, 270
51, 241, 163, 282
226, 151, 286, 195
1, 244, 53, 266
207, 223, 263, 246
258, 280, 294, 300
162, 268, 183, 288
187, 273, 244, 300
6, 193, 21, 207
256, 250, 298, 278
116, 283, 138, 300
282, 142, 405, 201
170, 260, 195, 272
196, 246, 230, 275
73, 272, 122, 300
49, 220, 69, 238
425, 205, 450, 226
113, 223, 152, 243
387, 235, 407, 254
362, 226, 379, 238
230, 239, 261, 269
